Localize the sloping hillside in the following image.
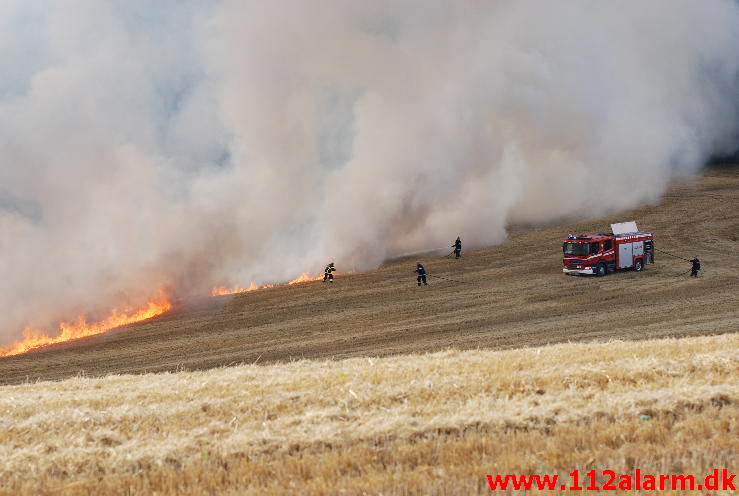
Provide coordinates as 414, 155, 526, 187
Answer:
0, 169, 737, 384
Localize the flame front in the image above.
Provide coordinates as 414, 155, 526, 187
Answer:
211, 272, 322, 296
210, 283, 259, 296
4, 269, 338, 357
0, 292, 172, 357
287, 272, 323, 285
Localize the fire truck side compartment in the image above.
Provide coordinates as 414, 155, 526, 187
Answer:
644, 240, 654, 264
633, 241, 644, 258
618, 242, 633, 269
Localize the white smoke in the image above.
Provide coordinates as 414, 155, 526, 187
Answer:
1, 0, 738, 342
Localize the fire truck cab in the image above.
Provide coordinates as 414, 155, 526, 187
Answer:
562, 221, 654, 276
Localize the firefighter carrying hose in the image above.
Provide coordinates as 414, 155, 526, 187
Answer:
323, 262, 336, 282
690, 258, 701, 277
415, 262, 428, 286
452, 236, 462, 259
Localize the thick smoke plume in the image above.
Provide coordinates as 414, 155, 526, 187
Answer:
1, 0, 738, 343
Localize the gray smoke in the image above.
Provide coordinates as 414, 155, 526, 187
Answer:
1, 0, 738, 343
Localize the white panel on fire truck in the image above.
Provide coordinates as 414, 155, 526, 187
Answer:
611, 221, 638, 235
618, 243, 633, 269
633, 241, 644, 257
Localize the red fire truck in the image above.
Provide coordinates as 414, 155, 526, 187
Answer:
562, 221, 654, 276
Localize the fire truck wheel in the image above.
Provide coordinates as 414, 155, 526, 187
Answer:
634, 259, 644, 272
596, 263, 607, 277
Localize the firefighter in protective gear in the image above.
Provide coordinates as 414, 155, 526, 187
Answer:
690, 258, 701, 277
452, 237, 462, 259
415, 262, 427, 286
323, 262, 336, 282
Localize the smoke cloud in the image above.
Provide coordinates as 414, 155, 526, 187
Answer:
1, 0, 738, 342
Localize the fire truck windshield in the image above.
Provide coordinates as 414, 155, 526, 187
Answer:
563, 242, 589, 256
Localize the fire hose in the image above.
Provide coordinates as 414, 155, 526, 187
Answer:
674, 268, 694, 276
652, 247, 702, 276
426, 273, 471, 284
653, 247, 693, 262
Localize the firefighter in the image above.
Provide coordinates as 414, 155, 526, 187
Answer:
323, 262, 336, 282
415, 262, 427, 286
690, 257, 701, 277
452, 236, 462, 259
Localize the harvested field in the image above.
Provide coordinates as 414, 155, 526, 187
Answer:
1, 333, 736, 495
0, 169, 737, 384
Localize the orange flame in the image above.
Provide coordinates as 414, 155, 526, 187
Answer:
211, 272, 323, 297
210, 283, 259, 296
0, 292, 172, 358
287, 272, 324, 285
